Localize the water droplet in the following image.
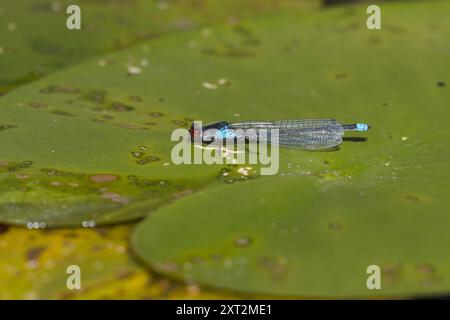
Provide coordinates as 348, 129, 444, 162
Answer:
82, 220, 96, 228
218, 78, 230, 86
26, 221, 46, 230
131, 152, 144, 158
202, 82, 218, 90
238, 167, 249, 176
127, 65, 142, 75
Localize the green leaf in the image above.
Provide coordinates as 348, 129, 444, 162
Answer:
0, 0, 314, 94
130, 1, 450, 297
0, 1, 318, 227
0, 224, 144, 299
0, 224, 254, 299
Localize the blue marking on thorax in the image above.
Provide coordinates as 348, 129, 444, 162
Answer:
215, 125, 235, 140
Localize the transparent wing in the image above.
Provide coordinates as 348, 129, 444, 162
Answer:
276, 129, 343, 150
229, 119, 340, 131
230, 119, 344, 150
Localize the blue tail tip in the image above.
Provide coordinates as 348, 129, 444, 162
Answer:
356, 123, 369, 132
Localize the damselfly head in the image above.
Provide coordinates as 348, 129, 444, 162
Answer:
189, 121, 229, 141
189, 123, 201, 141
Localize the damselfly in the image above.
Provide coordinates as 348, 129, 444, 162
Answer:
189, 119, 369, 150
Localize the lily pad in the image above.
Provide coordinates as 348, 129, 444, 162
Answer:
0, 1, 323, 227
130, 1, 450, 297
0, 0, 314, 94
0, 224, 252, 299
0, 224, 144, 299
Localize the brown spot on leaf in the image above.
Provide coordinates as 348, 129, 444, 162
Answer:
257, 256, 288, 280
95, 227, 109, 237
173, 189, 193, 199
173, 119, 188, 126
116, 123, 148, 130
0, 223, 10, 234
86, 90, 107, 104
29, 102, 48, 109
116, 269, 134, 279
329, 222, 342, 231
234, 236, 252, 248
381, 264, 402, 285
405, 195, 419, 202
26, 246, 46, 261
40, 85, 80, 94
129, 96, 142, 102
0, 124, 18, 131
417, 263, 435, 275
158, 261, 178, 272
51, 110, 74, 117
110, 102, 134, 112
89, 174, 118, 183
63, 232, 79, 238
334, 72, 349, 80
136, 156, 160, 165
